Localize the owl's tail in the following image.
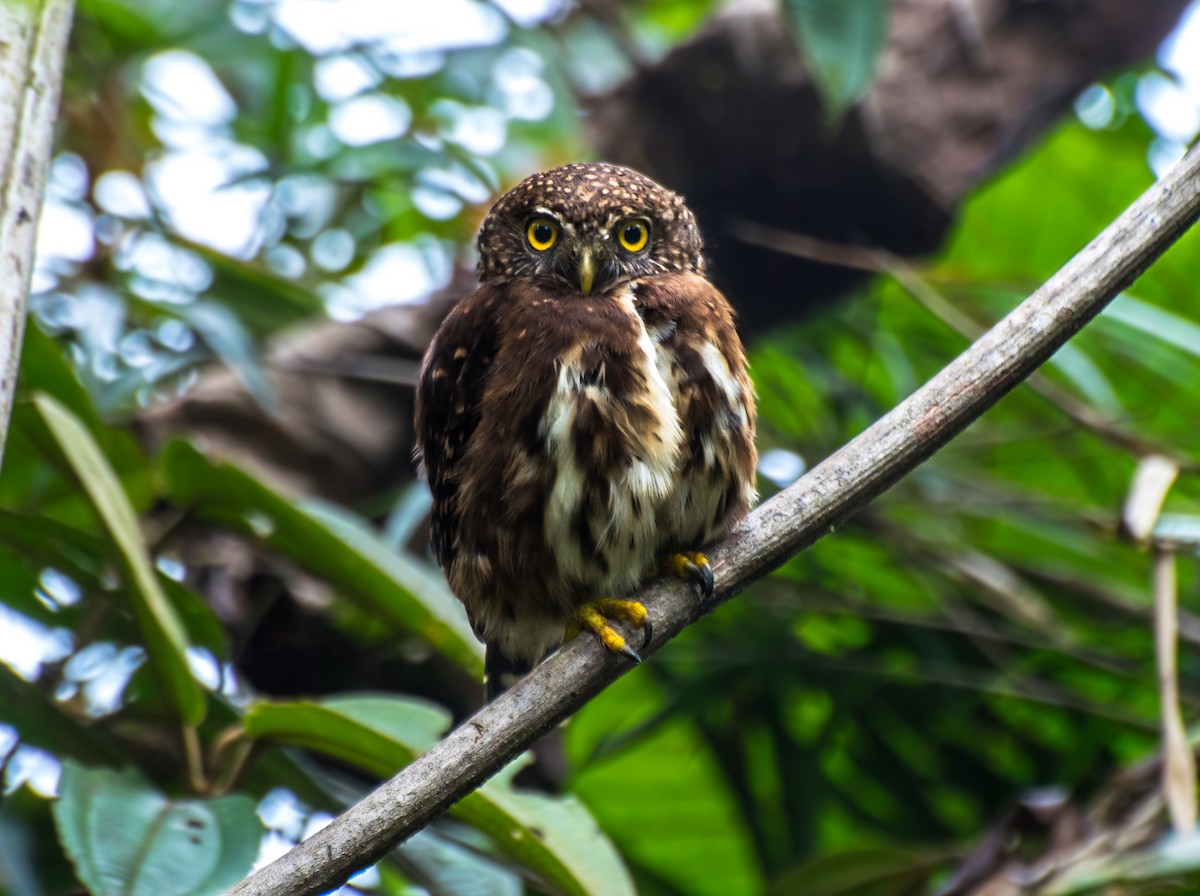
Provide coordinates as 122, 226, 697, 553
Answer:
484, 646, 534, 702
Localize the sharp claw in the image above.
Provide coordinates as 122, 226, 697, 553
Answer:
667, 552, 715, 602
578, 598, 651, 661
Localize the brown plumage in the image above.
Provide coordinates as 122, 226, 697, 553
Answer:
415, 162, 756, 700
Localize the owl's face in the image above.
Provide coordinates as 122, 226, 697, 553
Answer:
476, 162, 705, 296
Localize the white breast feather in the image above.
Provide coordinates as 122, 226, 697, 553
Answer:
542, 287, 683, 594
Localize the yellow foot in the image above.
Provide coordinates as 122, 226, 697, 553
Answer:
570, 598, 653, 664
665, 551, 714, 601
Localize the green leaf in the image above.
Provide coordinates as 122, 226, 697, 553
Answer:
299, 500, 483, 665
1, 789, 81, 896
0, 667, 124, 765
243, 695, 634, 896
464, 761, 636, 896
1045, 342, 1123, 414
783, 0, 889, 125
565, 672, 763, 896
395, 828, 521, 896
18, 325, 103, 432
161, 441, 483, 677
169, 300, 277, 411
7, 326, 151, 511
0, 508, 108, 596
243, 695, 450, 773
33, 395, 205, 726
159, 577, 230, 656
52, 762, 261, 896
1102, 294, 1200, 363
0, 813, 42, 896
0, 508, 227, 654
941, 123, 1154, 282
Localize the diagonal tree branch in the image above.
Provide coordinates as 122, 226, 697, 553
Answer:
226, 144, 1200, 896
0, 0, 75, 474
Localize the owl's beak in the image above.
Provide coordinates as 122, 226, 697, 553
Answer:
576, 246, 596, 296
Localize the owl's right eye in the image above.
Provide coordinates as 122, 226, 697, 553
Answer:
526, 218, 558, 251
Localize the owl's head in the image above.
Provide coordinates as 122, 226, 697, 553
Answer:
476, 162, 704, 296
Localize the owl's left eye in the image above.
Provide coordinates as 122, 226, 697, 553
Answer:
617, 219, 650, 253
526, 218, 557, 251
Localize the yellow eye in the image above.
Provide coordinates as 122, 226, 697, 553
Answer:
617, 219, 650, 253
526, 218, 557, 251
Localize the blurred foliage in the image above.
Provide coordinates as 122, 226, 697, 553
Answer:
782, 0, 889, 126
2, 0, 1200, 895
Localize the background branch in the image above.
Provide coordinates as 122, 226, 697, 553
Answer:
0, 0, 74, 472
227, 146, 1200, 896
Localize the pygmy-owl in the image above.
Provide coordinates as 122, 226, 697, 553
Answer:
415, 162, 757, 701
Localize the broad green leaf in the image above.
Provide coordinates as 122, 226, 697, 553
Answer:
161, 441, 483, 677
299, 499, 482, 665
52, 762, 260, 896
468, 761, 636, 896
783, 0, 889, 124
243, 695, 450, 772
566, 672, 762, 896
233, 698, 518, 893
33, 395, 205, 726
243, 695, 634, 896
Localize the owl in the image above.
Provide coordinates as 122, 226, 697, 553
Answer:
415, 162, 757, 701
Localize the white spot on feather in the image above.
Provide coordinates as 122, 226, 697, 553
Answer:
700, 340, 741, 404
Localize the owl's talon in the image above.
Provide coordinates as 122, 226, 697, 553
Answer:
576, 598, 651, 662
639, 616, 654, 650
666, 551, 714, 601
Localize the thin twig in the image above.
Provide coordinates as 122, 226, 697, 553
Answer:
182, 724, 208, 794
1154, 547, 1196, 834
226, 145, 1200, 896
